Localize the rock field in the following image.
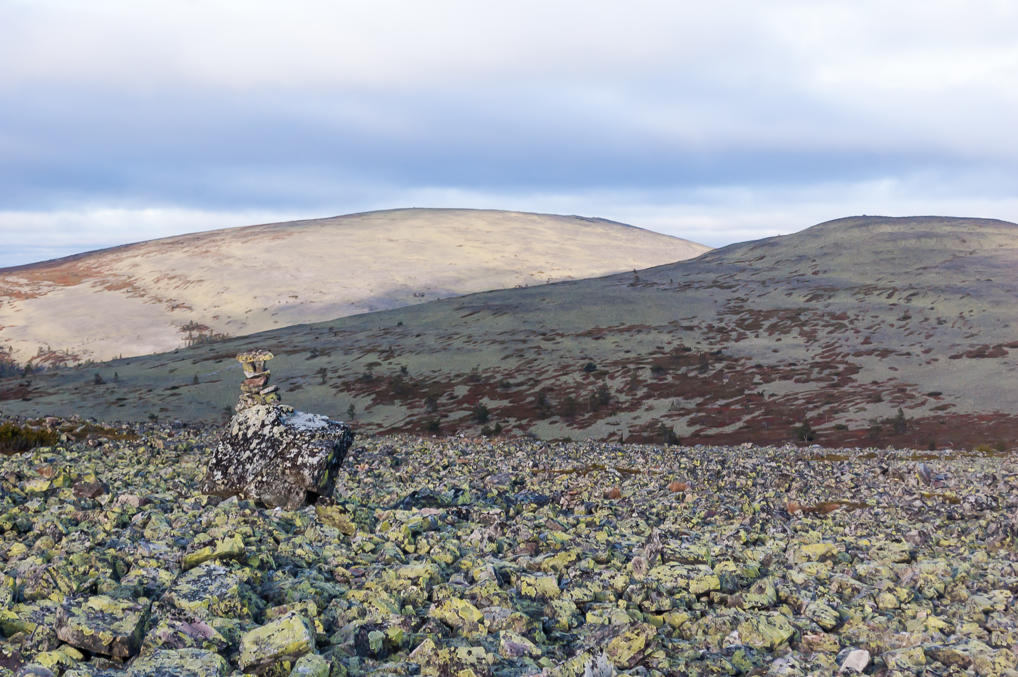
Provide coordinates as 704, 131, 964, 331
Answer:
2, 421, 1018, 676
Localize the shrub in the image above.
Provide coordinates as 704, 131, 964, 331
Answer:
582, 362, 597, 373
472, 403, 490, 424
588, 385, 612, 412
0, 422, 59, 454
535, 391, 553, 417
558, 395, 578, 419
425, 418, 441, 434
658, 423, 680, 446
794, 419, 816, 443
891, 408, 907, 435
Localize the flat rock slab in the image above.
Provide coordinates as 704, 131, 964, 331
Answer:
126, 648, 230, 677
55, 595, 149, 659
201, 404, 354, 509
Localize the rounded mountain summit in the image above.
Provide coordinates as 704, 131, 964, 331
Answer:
0, 208, 710, 364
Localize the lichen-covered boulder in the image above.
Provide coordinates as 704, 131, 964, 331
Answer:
605, 623, 656, 669
201, 404, 353, 509
163, 561, 263, 620
126, 648, 230, 677
289, 652, 331, 677
237, 612, 315, 673
55, 595, 149, 659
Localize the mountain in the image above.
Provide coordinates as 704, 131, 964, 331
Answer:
0, 208, 709, 366
4, 215, 1017, 450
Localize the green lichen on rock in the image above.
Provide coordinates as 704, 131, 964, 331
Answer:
605, 623, 655, 669
288, 652, 331, 677
3, 423, 1018, 676
427, 597, 486, 638
737, 612, 795, 650
164, 561, 261, 619
181, 533, 246, 571
55, 595, 149, 659
237, 612, 315, 672
518, 574, 560, 599
125, 648, 230, 676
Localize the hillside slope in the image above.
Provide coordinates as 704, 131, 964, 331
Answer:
4, 215, 1017, 450
0, 208, 709, 365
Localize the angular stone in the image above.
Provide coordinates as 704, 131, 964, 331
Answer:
796, 542, 838, 562
242, 375, 270, 390
518, 574, 560, 599
689, 573, 721, 595
924, 643, 974, 669
606, 623, 655, 669
201, 404, 354, 509
737, 613, 795, 650
14, 666, 56, 677
429, 597, 487, 639
805, 601, 841, 631
55, 595, 149, 659
126, 648, 229, 677
868, 540, 913, 563
289, 652, 331, 677
838, 648, 870, 673
164, 562, 260, 619
499, 631, 542, 658
181, 533, 246, 571
237, 350, 274, 373
30, 645, 83, 674
237, 612, 315, 672
881, 645, 925, 671
315, 505, 357, 536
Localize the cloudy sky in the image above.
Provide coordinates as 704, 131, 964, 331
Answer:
2, 1, 1018, 267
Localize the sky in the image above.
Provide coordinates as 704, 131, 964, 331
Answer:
2, 1, 1018, 267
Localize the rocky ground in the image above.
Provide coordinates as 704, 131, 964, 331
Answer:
2, 421, 1018, 676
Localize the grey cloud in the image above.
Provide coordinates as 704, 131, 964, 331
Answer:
2, 1, 1018, 266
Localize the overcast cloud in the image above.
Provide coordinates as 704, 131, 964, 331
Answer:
2, 0, 1017, 267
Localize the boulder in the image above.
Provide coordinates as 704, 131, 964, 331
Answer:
126, 648, 230, 677
55, 595, 149, 659
202, 404, 353, 509
237, 612, 315, 672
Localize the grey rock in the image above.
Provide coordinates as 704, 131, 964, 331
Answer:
201, 404, 353, 509
54, 595, 149, 659
838, 648, 870, 673
126, 649, 230, 677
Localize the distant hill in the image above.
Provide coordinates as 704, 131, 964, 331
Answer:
5, 215, 1018, 450
0, 208, 709, 365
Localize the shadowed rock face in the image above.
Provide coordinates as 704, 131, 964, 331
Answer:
201, 405, 353, 509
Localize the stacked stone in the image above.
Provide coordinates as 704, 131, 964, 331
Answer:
236, 349, 281, 411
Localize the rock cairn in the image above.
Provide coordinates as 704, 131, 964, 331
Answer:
236, 349, 280, 411
202, 349, 354, 509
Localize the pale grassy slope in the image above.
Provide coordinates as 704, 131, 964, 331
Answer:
0, 208, 709, 364
7, 215, 1018, 451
